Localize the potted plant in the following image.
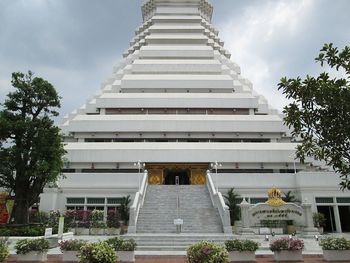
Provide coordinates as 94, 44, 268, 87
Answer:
187, 240, 229, 263
106, 210, 121, 235
225, 239, 258, 262
75, 210, 91, 235
90, 210, 105, 235
223, 188, 241, 233
0, 238, 9, 262
270, 237, 304, 262
15, 238, 50, 261
313, 212, 326, 234
59, 239, 87, 262
320, 237, 350, 261
79, 241, 116, 263
106, 237, 137, 262
64, 210, 77, 234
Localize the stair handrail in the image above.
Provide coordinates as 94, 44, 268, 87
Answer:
128, 170, 148, 234
206, 171, 232, 233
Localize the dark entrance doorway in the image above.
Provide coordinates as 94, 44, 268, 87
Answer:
317, 206, 336, 232
338, 206, 350, 232
164, 169, 190, 185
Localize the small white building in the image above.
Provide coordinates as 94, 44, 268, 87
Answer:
40, 0, 350, 234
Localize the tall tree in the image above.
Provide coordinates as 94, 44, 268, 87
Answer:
223, 188, 241, 225
0, 71, 65, 224
278, 43, 350, 190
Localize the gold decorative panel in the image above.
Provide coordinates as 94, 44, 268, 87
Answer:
148, 169, 163, 185
147, 164, 209, 185
190, 169, 207, 185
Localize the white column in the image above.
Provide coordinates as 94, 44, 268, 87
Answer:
333, 205, 342, 233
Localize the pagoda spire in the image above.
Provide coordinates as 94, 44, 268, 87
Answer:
142, 0, 213, 22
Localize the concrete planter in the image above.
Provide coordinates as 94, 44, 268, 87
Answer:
17, 251, 47, 262
68, 228, 76, 234
75, 228, 90, 235
117, 251, 135, 262
323, 250, 350, 261
62, 251, 79, 262
106, 227, 121, 235
90, 227, 105, 235
274, 250, 303, 262
228, 251, 256, 262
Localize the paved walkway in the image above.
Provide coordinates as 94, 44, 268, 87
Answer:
4, 255, 337, 262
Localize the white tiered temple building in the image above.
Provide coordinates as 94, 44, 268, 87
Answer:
41, 0, 350, 233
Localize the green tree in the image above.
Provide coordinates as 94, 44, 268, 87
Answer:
0, 71, 65, 224
223, 188, 241, 225
278, 43, 350, 190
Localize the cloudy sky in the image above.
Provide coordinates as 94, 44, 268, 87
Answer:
0, 0, 349, 122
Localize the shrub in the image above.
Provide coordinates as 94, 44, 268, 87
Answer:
107, 210, 121, 228
91, 210, 105, 228
15, 238, 50, 254
320, 237, 350, 250
225, 239, 259, 252
76, 210, 92, 228
64, 210, 76, 228
187, 240, 229, 263
270, 237, 304, 252
0, 239, 9, 262
29, 210, 48, 224
78, 242, 116, 263
59, 239, 87, 252
106, 237, 137, 251
0, 225, 45, 236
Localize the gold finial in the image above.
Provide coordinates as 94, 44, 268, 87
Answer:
267, 186, 285, 207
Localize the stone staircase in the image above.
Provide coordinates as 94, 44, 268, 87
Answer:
136, 185, 223, 233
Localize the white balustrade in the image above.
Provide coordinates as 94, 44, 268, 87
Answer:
206, 171, 232, 233
128, 171, 148, 234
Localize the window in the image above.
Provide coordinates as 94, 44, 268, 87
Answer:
107, 198, 124, 205
87, 198, 105, 204
315, 197, 334, 203
336, 197, 350, 203
250, 198, 268, 204
67, 198, 85, 204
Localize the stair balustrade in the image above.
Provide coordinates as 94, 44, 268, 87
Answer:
206, 171, 232, 233
128, 170, 148, 234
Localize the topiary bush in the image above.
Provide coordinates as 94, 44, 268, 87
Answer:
78, 242, 116, 263
187, 240, 229, 263
225, 239, 259, 252
15, 238, 49, 254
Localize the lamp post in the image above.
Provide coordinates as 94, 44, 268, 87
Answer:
134, 160, 145, 190
211, 161, 222, 192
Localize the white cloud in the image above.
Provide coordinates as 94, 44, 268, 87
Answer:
219, 0, 315, 111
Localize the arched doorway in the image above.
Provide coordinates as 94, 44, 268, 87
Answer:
164, 168, 190, 185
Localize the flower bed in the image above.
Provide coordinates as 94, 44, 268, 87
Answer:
320, 237, 350, 261
187, 240, 229, 263
225, 239, 258, 262
15, 238, 49, 262
270, 237, 304, 262
79, 242, 116, 263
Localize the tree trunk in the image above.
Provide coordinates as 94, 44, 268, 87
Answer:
13, 198, 29, 224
